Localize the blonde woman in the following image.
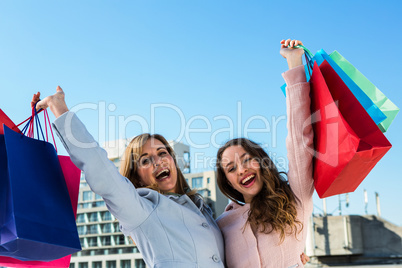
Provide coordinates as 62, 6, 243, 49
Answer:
32, 92, 225, 268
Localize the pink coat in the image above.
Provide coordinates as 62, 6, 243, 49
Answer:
217, 65, 314, 268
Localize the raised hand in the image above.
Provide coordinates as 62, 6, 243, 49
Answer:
33, 86, 69, 118
280, 39, 305, 69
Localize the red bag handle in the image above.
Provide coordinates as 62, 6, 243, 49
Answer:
19, 101, 58, 152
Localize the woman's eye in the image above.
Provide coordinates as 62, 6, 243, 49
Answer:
159, 151, 167, 157
141, 158, 150, 165
228, 167, 235, 173
243, 157, 253, 165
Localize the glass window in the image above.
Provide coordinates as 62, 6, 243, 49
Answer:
101, 223, 112, 233
87, 224, 98, 234
92, 261, 102, 268
87, 237, 98, 247
94, 201, 105, 207
192, 177, 203, 189
94, 249, 104, 255
88, 213, 98, 222
106, 260, 116, 268
95, 193, 102, 200
115, 234, 126, 245
83, 191, 92, 201
77, 226, 87, 235
69, 263, 75, 268
109, 248, 118, 254
197, 189, 211, 198
79, 238, 86, 248
101, 211, 112, 221
121, 260, 131, 268
81, 250, 90, 256
80, 174, 88, 187
82, 202, 92, 209
113, 222, 121, 233
78, 263, 88, 268
101, 236, 111, 246
135, 259, 146, 268
77, 214, 85, 223
207, 177, 211, 184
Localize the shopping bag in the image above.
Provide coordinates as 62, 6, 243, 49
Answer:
0, 109, 21, 134
0, 109, 81, 267
310, 61, 392, 198
0, 108, 81, 262
312, 49, 387, 125
280, 48, 387, 126
329, 50, 399, 132
0, 155, 81, 268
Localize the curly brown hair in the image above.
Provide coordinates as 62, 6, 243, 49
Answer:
216, 138, 302, 243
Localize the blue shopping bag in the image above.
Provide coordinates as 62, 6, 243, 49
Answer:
0, 110, 81, 261
280, 47, 387, 125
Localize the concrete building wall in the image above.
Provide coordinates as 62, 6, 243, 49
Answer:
307, 215, 402, 266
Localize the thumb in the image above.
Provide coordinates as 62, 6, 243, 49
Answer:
36, 98, 49, 111
56, 85, 64, 93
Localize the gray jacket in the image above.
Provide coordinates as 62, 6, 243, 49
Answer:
53, 112, 225, 268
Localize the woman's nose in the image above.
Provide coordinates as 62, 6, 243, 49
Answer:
237, 164, 247, 175
153, 156, 162, 166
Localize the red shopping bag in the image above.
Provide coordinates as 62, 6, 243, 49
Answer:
310, 61, 392, 198
0, 109, 21, 134
0, 109, 81, 267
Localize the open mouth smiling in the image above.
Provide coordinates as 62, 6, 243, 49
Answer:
240, 173, 256, 188
156, 168, 170, 181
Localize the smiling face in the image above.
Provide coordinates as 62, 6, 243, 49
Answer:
220, 145, 264, 203
136, 138, 178, 193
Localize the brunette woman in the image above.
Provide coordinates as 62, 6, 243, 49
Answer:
216, 39, 314, 268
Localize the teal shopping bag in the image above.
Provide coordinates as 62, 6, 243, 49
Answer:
329, 51, 399, 132
280, 47, 387, 125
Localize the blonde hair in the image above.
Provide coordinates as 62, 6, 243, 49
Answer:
120, 133, 197, 197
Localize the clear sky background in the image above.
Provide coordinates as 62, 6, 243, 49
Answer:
1, 1, 401, 225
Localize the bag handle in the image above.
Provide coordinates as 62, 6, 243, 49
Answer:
20, 101, 58, 152
21, 104, 45, 141
287, 44, 314, 76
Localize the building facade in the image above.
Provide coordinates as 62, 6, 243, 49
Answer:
184, 171, 228, 218
69, 175, 146, 268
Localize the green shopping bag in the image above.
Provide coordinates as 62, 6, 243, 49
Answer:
329, 51, 399, 132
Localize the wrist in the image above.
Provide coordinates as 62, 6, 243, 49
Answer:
287, 57, 303, 69
49, 102, 69, 118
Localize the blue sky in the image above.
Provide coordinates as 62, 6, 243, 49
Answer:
1, 1, 401, 225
